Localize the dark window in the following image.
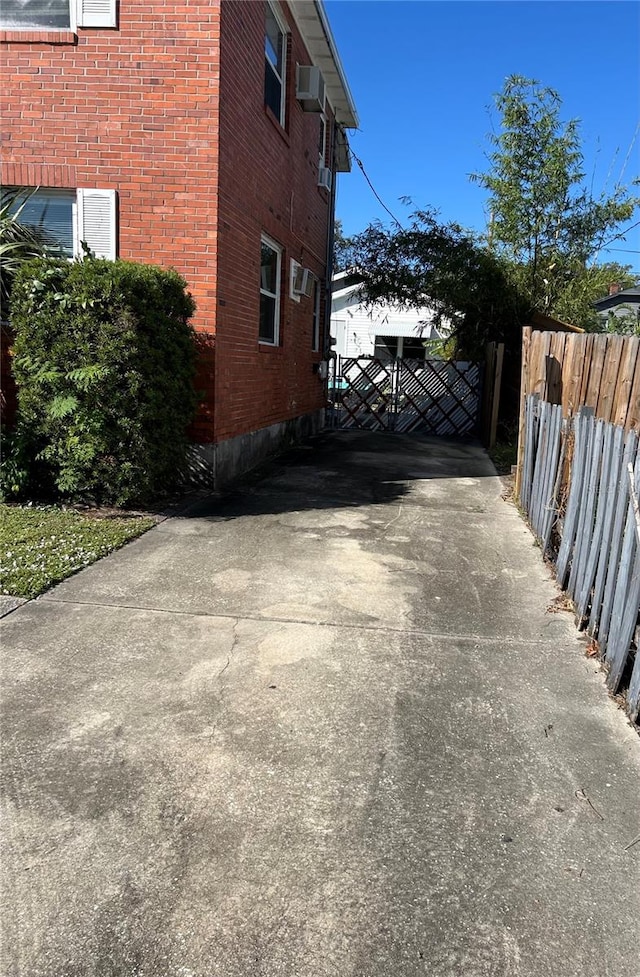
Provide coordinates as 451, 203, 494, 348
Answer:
264, 2, 286, 124
259, 237, 281, 344
4, 187, 75, 257
402, 337, 427, 360
0, 0, 71, 29
374, 336, 398, 361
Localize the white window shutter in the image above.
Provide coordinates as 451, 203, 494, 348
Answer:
76, 189, 117, 259
76, 0, 117, 29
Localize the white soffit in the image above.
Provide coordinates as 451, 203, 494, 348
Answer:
288, 0, 359, 129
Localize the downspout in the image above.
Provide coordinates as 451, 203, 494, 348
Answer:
323, 118, 338, 403
324, 121, 337, 353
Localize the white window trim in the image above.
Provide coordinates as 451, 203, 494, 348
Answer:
289, 259, 301, 303
265, 0, 288, 127
319, 109, 327, 171
259, 234, 282, 346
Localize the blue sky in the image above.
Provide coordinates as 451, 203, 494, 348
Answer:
327, 0, 640, 271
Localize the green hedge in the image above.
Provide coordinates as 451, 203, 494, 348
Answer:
8, 256, 197, 505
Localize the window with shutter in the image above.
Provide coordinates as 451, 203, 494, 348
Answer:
3, 187, 117, 260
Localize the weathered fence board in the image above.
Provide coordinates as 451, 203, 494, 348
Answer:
598, 430, 638, 653
556, 408, 593, 586
628, 647, 640, 723
568, 419, 603, 600
516, 330, 640, 501
612, 336, 640, 428
520, 394, 640, 722
576, 422, 615, 627
605, 455, 640, 693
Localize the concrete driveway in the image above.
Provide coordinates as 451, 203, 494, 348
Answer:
1, 431, 639, 977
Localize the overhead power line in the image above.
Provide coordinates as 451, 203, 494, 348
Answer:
599, 219, 640, 250
347, 143, 404, 230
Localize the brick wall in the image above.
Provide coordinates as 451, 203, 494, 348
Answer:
1, 2, 222, 436
214, 0, 331, 443
1, 1, 333, 445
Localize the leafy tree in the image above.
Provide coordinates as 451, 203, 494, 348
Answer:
471, 75, 639, 321
551, 262, 635, 331
333, 218, 355, 272
605, 304, 640, 336
350, 208, 530, 362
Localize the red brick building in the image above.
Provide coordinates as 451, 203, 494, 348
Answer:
0, 0, 358, 485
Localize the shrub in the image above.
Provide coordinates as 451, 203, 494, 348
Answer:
9, 256, 197, 505
0, 187, 49, 307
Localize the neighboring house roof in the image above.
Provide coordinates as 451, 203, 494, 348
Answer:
593, 287, 640, 312
289, 1, 359, 129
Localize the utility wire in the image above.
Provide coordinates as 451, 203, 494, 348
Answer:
347, 142, 404, 230
599, 218, 640, 250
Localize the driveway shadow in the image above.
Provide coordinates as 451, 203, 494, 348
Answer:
179, 430, 498, 522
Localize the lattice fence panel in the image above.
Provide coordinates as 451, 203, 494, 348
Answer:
334, 358, 396, 430
330, 357, 482, 437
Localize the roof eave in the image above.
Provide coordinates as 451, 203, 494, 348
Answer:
287, 0, 359, 129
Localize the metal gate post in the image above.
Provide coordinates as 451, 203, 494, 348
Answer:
389, 359, 400, 431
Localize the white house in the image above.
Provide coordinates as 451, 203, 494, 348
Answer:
330, 271, 445, 361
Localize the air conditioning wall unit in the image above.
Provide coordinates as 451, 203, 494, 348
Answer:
296, 65, 326, 112
291, 261, 315, 298
318, 166, 333, 192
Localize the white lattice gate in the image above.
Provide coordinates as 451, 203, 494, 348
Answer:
329, 357, 482, 437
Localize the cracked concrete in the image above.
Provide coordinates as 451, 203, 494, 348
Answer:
1, 431, 639, 977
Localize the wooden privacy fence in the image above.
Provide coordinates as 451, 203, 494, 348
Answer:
520, 393, 640, 722
516, 329, 640, 497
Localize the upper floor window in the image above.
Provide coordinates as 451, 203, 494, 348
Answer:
259, 235, 282, 345
1, 0, 71, 29
264, 1, 287, 126
318, 113, 327, 167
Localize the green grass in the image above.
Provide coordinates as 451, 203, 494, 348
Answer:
489, 439, 518, 475
0, 504, 155, 599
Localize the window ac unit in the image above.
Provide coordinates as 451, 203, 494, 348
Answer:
291, 262, 314, 298
318, 166, 333, 191
296, 65, 325, 112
